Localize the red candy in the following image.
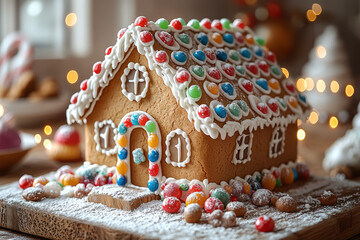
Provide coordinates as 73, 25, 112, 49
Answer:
162, 197, 181, 213
273, 169, 280, 178
265, 51, 276, 63
242, 80, 254, 93
123, 117, 133, 128
80, 80, 88, 91
200, 18, 212, 29
246, 63, 258, 75
70, 93, 78, 104
234, 32, 244, 44
19, 174, 34, 190
257, 103, 268, 114
158, 31, 174, 46
296, 163, 310, 180
212, 20, 223, 31
118, 28, 126, 39
207, 67, 221, 80
222, 63, 235, 77
155, 51, 168, 63
204, 197, 224, 213
161, 182, 167, 190
258, 60, 269, 73
54, 125, 80, 145
93, 62, 102, 74
149, 164, 159, 177
285, 82, 295, 93
105, 46, 112, 55
107, 172, 114, 178
233, 19, 245, 29
267, 100, 279, 113
197, 104, 211, 118
204, 48, 216, 61
135, 16, 148, 27
255, 216, 275, 232
175, 70, 190, 83
163, 183, 182, 199
139, 31, 153, 44
230, 196, 238, 202
170, 19, 182, 31
94, 175, 107, 186
138, 114, 149, 126
188, 183, 203, 195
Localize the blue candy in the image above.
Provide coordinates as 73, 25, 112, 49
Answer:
148, 178, 159, 192
298, 94, 307, 103
222, 82, 234, 95
131, 113, 140, 125
193, 50, 206, 62
117, 176, 127, 186
253, 46, 263, 57
256, 78, 269, 91
223, 33, 234, 44
215, 105, 227, 118
148, 149, 159, 162
118, 148, 128, 160
216, 49, 227, 61
292, 168, 299, 181
240, 48, 251, 59
118, 123, 127, 134
197, 33, 208, 45
174, 51, 187, 63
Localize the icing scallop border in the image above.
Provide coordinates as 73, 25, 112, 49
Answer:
94, 120, 118, 156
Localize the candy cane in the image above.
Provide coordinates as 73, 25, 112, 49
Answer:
0, 32, 33, 90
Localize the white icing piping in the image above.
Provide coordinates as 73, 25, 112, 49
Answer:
121, 62, 150, 102
94, 120, 118, 156
165, 129, 191, 168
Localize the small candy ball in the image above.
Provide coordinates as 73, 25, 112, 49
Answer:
204, 197, 224, 213
61, 173, 80, 187
180, 183, 189, 191
251, 189, 273, 206
163, 183, 182, 199
226, 201, 246, 217
281, 167, 294, 185
22, 187, 45, 201
224, 185, 232, 195
222, 211, 237, 227
296, 163, 311, 180
255, 216, 275, 232
44, 181, 62, 198
211, 188, 230, 207
242, 181, 251, 195
230, 180, 243, 198
83, 169, 96, 181
186, 192, 207, 208
319, 191, 337, 206
57, 166, 74, 180
33, 176, 49, 187
184, 203, 202, 223
94, 175, 107, 186
135, 16, 148, 27
237, 193, 250, 202
74, 183, 87, 199
276, 195, 297, 212
208, 209, 223, 221
261, 173, 276, 191
163, 197, 181, 213
19, 174, 34, 190
188, 183, 203, 195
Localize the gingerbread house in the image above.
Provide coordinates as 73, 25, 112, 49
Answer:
67, 17, 311, 194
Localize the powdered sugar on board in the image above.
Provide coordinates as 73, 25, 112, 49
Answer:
0, 176, 360, 240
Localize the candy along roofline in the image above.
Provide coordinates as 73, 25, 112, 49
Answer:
66, 18, 311, 140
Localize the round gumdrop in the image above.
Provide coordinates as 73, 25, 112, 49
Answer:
255, 215, 275, 232
94, 174, 107, 186
33, 176, 49, 187
224, 185, 232, 195
261, 172, 276, 191
296, 163, 310, 180
19, 174, 34, 190
54, 125, 80, 146
61, 173, 80, 187
135, 16, 148, 27
188, 183, 203, 195
211, 188, 230, 207
55, 165, 74, 181
186, 192, 207, 208
242, 181, 251, 195
281, 167, 294, 185
230, 180, 243, 198
251, 189, 272, 206
162, 197, 181, 213
163, 183, 182, 199
184, 203, 202, 223
204, 197, 224, 213
226, 201, 246, 217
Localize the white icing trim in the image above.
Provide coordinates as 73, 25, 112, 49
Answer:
121, 62, 150, 102
94, 120, 118, 156
269, 125, 286, 158
165, 129, 191, 168
232, 132, 253, 165
154, 31, 180, 51
276, 97, 288, 111
174, 33, 193, 49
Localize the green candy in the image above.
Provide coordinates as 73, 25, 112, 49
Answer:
271, 65, 281, 76
238, 100, 248, 112
177, 33, 190, 44
188, 19, 200, 30
230, 51, 240, 61
220, 18, 231, 30
145, 120, 156, 133
255, 37, 265, 46
211, 188, 230, 207
191, 65, 204, 77
187, 85, 202, 100
156, 18, 169, 29
229, 102, 241, 116
177, 18, 186, 26
275, 178, 282, 187
278, 99, 286, 108
180, 183, 189, 191
236, 65, 245, 75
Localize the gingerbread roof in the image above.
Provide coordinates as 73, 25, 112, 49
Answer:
66, 17, 311, 139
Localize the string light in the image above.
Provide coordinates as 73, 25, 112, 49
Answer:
34, 134, 42, 144
305, 77, 314, 91
0, 105, 4, 118
65, 13, 77, 27
330, 80, 339, 93
296, 78, 307, 92
312, 3, 322, 15
306, 10, 317, 22
345, 85, 354, 97
67, 70, 78, 84
308, 111, 319, 124
43, 139, 52, 150
316, 79, 326, 92
281, 68, 289, 78
315, 46, 327, 58
44, 125, 52, 136
297, 129, 306, 141
329, 116, 339, 129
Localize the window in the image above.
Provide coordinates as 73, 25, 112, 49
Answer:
121, 62, 150, 102
165, 129, 191, 168
94, 120, 118, 156
232, 132, 253, 165
269, 125, 285, 158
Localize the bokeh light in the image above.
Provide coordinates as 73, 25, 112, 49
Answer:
44, 125, 52, 136
282, 68, 289, 78
330, 80, 339, 93
316, 79, 326, 92
0, 105, 4, 118
296, 78, 307, 92
305, 77, 314, 91
65, 13, 77, 27
34, 134, 42, 144
43, 139, 52, 150
297, 129, 306, 141
306, 10, 317, 22
316, 46, 327, 58
345, 85, 354, 97
329, 116, 339, 129
312, 3, 322, 15
67, 70, 78, 84
308, 111, 319, 124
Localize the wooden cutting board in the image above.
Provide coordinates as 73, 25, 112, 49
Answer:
0, 176, 359, 240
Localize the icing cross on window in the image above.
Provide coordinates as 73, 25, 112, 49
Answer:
100, 125, 110, 148
165, 129, 191, 168
121, 62, 150, 102
94, 120, 118, 156
174, 137, 182, 163
232, 133, 253, 165
269, 126, 285, 158
128, 68, 145, 95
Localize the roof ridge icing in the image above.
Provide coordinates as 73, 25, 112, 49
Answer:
66, 17, 311, 140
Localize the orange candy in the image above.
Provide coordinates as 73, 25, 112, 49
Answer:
281, 167, 294, 185
268, 79, 280, 90
186, 192, 207, 208
211, 33, 223, 44
224, 185, 232, 195
245, 34, 255, 45
33, 176, 49, 186
288, 97, 298, 108
207, 83, 219, 95
242, 181, 251, 195
148, 134, 159, 148
117, 135, 127, 147
261, 172, 276, 191
60, 173, 80, 186
112, 175, 117, 184
117, 161, 128, 175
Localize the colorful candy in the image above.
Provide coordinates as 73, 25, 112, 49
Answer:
255, 216, 275, 232
44, 181, 62, 198
156, 18, 169, 29
184, 203, 202, 223
163, 183, 182, 199
261, 172, 276, 191
33, 176, 49, 187
197, 104, 211, 118
281, 167, 294, 185
135, 16, 148, 27
211, 188, 230, 207
163, 197, 181, 213
19, 174, 34, 190
186, 191, 207, 208
22, 187, 45, 201
204, 197, 224, 213
94, 174, 107, 186
226, 201, 246, 217
187, 85, 202, 101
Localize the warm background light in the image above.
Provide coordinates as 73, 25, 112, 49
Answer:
43, 139, 52, 150
308, 111, 319, 124
330, 80, 339, 93
306, 9, 317, 22
296, 78, 307, 92
34, 134, 42, 144
44, 125, 53, 136
67, 70, 78, 84
329, 116, 339, 129
65, 13, 77, 27
305, 77, 314, 91
316, 45, 327, 58
345, 84, 354, 97
282, 68, 289, 78
316, 79, 326, 92
297, 129, 306, 141
312, 3, 322, 15
297, 119, 302, 127
0, 105, 4, 118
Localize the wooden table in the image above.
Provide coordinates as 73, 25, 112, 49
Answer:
0, 122, 357, 239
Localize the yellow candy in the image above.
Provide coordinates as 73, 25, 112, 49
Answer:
112, 175, 117, 184
268, 79, 279, 90
245, 34, 255, 45
288, 97, 298, 108
148, 134, 159, 148
117, 135, 127, 147
207, 83, 219, 95
261, 172, 276, 191
61, 174, 80, 186
212, 33, 222, 44
186, 192, 207, 208
117, 161, 128, 175
33, 176, 49, 186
